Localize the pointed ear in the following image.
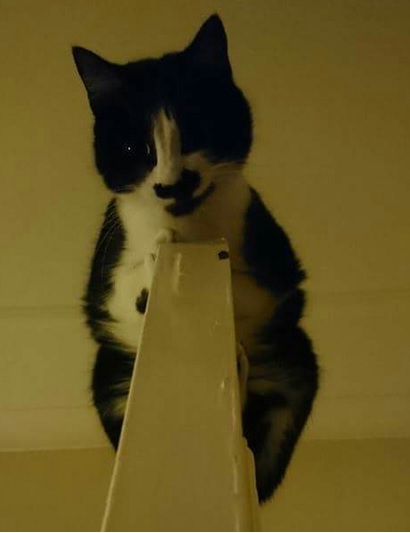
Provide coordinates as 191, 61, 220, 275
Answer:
186, 14, 232, 74
72, 46, 121, 102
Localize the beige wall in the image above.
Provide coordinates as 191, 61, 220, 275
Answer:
0, 440, 409, 531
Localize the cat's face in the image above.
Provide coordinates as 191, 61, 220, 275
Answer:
73, 15, 252, 198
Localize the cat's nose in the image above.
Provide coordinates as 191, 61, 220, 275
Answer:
154, 169, 201, 199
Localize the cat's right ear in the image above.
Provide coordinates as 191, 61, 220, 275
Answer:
186, 15, 232, 75
72, 47, 121, 105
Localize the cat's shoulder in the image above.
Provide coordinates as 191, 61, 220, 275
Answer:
242, 187, 306, 294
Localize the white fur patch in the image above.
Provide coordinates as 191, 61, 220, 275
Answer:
152, 109, 183, 187
107, 395, 128, 419
257, 407, 294, 474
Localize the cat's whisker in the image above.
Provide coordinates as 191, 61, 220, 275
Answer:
100, 220, 121, 281
104, 213, 121, 229
94, 218, 120, 259
102, 210, 119, 227
114, 185, 135, 194
100, 204, 119, 229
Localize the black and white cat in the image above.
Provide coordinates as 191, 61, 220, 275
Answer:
73, 14, 318, 502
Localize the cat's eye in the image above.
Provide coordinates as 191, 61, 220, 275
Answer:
123, 142, 152, 160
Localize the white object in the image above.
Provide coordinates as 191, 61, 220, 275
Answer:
102, 241, 259, 531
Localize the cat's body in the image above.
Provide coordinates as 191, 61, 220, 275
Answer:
74, 15, 318, 502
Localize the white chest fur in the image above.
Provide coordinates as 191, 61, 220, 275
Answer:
105, 173, 277, 356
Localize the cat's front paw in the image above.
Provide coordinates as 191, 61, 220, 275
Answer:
144, 228, 176, 284
154, 228, 176, 248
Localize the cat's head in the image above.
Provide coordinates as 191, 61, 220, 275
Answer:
72, 15, 252, 199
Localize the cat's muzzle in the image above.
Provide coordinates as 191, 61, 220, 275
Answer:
153, 169, 201, 200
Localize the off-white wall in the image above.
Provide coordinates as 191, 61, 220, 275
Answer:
0, 440, 409, 531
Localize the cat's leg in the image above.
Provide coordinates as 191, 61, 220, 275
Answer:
243, 326, 318, 502
138, 228, 176, 314
94, 230, 176, 447
144, 228, 176, 284
92, 345, 135, 449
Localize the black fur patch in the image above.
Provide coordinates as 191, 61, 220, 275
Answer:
243, 327, 319, 502
92, 345, 135, 448
243, 392, 287, 455
243, 188, 306, 296
153, 169, 201, 199
166, 182, 216, 217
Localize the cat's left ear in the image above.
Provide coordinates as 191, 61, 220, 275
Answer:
186, 14, 232, 75
72, 46, 122, 105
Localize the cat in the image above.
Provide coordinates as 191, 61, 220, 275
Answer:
73, 14, 318, 503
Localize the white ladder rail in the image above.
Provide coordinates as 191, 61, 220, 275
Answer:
102, 241, 260, 531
